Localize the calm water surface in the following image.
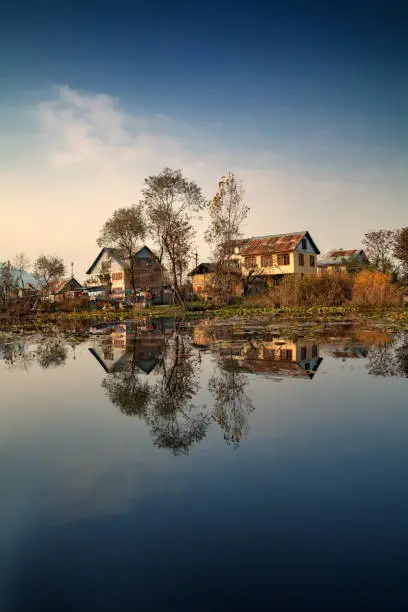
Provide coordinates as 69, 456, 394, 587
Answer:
1, 319, 408, 611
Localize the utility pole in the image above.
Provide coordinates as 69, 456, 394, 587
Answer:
70, 262, 74, 279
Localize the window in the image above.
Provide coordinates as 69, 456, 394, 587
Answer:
112, 272, 123, 281
302, 238, 307, 250
230, 259, 241, 269
300, 346, 307, 361
263, 348, 276, 360
245, 257, 257, 268
280, 349, 293, 360
310, 255, 315, 267
298, 253, 304, 266
312, 344, 318, 358
261, 255, 273, 267
277, 253, 290, 266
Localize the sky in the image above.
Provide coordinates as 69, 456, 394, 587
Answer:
0, 0, 407, 279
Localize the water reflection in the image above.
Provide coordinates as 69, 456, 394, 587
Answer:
0, 338, 67, 370
92, 321, 209, 454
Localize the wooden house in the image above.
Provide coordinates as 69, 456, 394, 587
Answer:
317, 249, 369, 275
86, 246, 165, 301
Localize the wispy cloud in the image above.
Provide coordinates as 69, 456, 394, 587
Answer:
0, 84, 406, 275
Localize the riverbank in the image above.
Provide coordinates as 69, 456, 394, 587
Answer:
1, 304, 407, 340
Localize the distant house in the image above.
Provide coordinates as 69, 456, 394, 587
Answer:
0, 263, 41, 297
47, 277, 83, 297
86, 246, 165, 301
189, 231, 320, 298
188, 262, 243, 300
317, 249, 369, 275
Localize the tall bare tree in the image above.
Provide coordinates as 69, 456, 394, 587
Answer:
362, 229, 395, 273
205, 173, 249, 302
141, 168, 205, 306
393, 227, 408, 282
97, 205, 146, 299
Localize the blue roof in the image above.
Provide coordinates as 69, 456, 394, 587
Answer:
0, 265, 42, 289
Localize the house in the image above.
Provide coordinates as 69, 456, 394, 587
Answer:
188, 262, 243, 300
0, 263, 41, 297
317, 249, 369, 275
86, 246, 165, 301
189, 231, 320, 297
47, 277, 83, 299
229, 231, 320, 285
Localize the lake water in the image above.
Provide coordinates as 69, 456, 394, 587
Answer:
1, 318, 408, 611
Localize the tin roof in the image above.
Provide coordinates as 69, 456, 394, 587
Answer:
239, 231, 319, 256
318, 249, 367, 267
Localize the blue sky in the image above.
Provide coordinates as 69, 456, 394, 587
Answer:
1, 0, 407, 276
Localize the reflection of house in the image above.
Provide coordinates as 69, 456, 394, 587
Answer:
189, 231, 320, 296
86, 246, 165, 300
317, 249, 369, 275
239, 338, 322, 379
89, 324, 165, 374
329, 344, 368, 359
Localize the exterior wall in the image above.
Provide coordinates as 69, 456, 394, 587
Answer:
191, 272, 243, 299
241, 253, 295, 276
239, 250, 317, 277
293, 250, 318, 276
317, 264, 347, 275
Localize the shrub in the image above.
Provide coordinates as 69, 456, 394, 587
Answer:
352, 270, 403, 308
246, 273, 353, 308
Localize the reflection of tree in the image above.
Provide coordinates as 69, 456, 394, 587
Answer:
102, 340, 151, 417
0, 340, 34, 371
37, 341, 67, 369
209, 354, 254, 448
102, 330, 209, 454
367, 333, 408, 378
0, 339, 68, 371
146, 333, 209, 454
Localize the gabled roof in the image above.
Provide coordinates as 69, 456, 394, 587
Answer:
86, 248, 128, 275
86, 245, 158, 275
237, 231, 320, 256
318, 249, 368, 267
47, 277, 83, 294
188, 262, 242, 276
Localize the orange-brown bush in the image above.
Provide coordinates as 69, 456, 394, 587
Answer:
352, 270, 403, 308
246, 273, 354, 308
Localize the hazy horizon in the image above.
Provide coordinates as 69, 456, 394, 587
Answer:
1, 0, 407, 280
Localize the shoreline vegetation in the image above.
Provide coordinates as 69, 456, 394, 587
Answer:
1, 303, 407, 340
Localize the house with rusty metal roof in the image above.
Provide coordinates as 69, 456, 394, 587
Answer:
228, 230, 320, 284
190, 231, 320, 297
317, 249, 369, 274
